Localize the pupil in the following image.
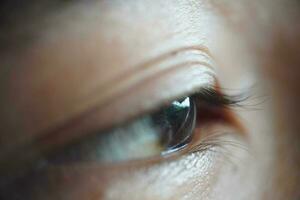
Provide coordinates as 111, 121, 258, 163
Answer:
152, 97, 196, 154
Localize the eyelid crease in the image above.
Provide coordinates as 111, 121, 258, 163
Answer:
93, 45, 213, 97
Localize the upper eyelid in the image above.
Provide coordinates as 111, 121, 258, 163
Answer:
39, 64, 216, 148
37, 45, 216, 141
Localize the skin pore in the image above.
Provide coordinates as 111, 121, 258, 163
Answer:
0, 0, 300, 199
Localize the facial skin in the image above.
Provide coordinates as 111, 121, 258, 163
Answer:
0, 0, 300, 199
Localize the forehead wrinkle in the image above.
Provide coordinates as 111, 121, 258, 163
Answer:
83, 45, 213, 105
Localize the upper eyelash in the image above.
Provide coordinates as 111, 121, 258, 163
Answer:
193, 87, 247, 108
187, 87, 249, 156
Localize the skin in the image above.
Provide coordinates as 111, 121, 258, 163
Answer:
0, 0, 299, 199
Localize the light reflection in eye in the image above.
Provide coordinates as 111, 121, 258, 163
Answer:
50, 97, 196, 163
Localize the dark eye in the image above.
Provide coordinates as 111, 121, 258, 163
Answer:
50, 97, 196, 163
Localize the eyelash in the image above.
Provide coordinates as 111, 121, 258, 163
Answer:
193, 87, 246, 108
183, 87, 245, 155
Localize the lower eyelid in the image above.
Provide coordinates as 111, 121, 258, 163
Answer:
51, 138, 235, 199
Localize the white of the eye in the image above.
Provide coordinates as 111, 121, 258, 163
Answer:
93, 117, 163, 162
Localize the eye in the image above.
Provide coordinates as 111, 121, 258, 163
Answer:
50, 97, 196, 163
48, 87, 240, 164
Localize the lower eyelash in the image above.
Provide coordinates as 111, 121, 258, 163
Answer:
186, 130, 249, 169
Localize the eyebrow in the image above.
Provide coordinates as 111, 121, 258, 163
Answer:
0, 45, 216, 182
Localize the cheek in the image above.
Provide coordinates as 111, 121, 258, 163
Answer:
10, 150, 220, 200
103, 151, 219, 200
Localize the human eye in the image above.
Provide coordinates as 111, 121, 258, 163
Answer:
50, 96, 197, 163
45, 86, 243, 165
1, 83, 243, 173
